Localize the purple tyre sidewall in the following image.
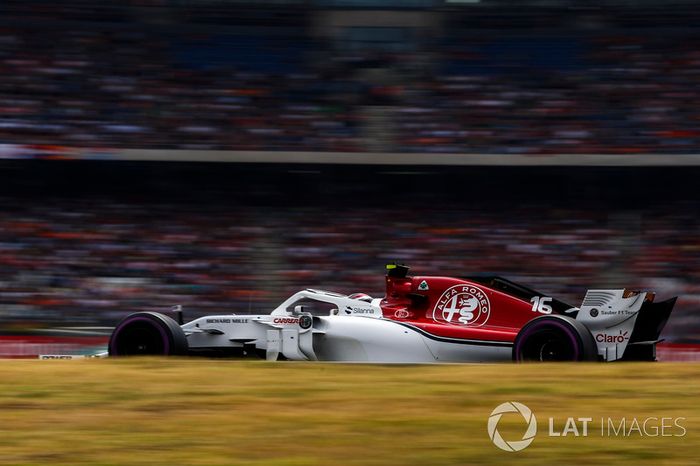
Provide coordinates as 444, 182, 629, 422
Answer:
515, 319, 581, 361
109, 316, 171, 355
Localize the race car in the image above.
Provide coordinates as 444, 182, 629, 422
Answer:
108, 264, 676, 362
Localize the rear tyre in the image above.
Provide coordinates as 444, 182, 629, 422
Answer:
513, 315, 597, 362
109, 312, 188, 356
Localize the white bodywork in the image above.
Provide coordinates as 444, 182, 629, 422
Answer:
181, 289, 511, 363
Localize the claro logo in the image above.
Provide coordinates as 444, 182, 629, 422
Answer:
596, 330, 629, 343
487, 402, 537, 452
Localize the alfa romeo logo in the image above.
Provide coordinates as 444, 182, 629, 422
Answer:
431, 284, 490, 326
488, 402, 537, 452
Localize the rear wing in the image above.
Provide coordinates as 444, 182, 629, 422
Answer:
576, 289, 675, 361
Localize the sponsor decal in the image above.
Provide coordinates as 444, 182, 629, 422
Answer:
394, 309, 410, 319
418, 280, 429, 291
601, 309, 637, 316
595, 330, 630, 344
299, 315, 313, 329
345, 306, 374, 315
205, 318, 248, 324
488, 402, 687, 453
39, 355, 85, 360
273, 317, 300, 325
488, 402, 537, 452
432, 284, 490, 326
589, 308, 599, 317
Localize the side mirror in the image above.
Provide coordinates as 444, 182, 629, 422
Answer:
292, 305, 305, 315
171, 304, 184, 325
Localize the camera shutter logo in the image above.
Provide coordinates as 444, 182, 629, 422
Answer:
487, 402, 537, 452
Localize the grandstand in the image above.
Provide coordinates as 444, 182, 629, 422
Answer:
0, 0, 699, 349
1, 0, 700, 156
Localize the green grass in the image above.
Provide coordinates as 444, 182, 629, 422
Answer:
0, 360, 698, 465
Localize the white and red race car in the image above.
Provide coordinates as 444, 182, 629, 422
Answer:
107, 265, 676, 362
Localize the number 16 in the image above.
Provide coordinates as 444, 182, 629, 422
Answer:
530, 296, 553, 314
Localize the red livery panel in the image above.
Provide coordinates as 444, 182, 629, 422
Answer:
382, 270, 557, 343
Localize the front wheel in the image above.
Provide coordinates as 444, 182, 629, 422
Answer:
513, 315, 598, 362
109, 312, 189, 356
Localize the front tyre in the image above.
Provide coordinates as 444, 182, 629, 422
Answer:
513, 315, 598, 362
109, 312, 189, 356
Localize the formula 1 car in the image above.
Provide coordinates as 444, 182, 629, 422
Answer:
108, 264, 676, 362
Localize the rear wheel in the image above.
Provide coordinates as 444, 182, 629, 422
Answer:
109, 312, 188, 356
513, 315, 597, 362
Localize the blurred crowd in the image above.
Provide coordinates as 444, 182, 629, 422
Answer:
1, 10, 700, 154
0, 27, 361, 152
396, 35, 700, 154
0, 195, 698, 342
